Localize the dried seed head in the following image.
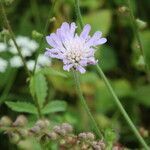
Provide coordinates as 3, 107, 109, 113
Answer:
0, 116, 12, 126
13, 115, 27, 127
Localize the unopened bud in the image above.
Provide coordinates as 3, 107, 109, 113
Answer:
139, 127, 149, 137
136, 55, 145, 69
49, 17, 56, 23
86, 132, 95, 141
0, 116, 12, 126
10, 133, 20, 144
30, 125, 41, 133
53, 125, 61, 133
17, 139, 32, 150
118, 6, 128, 13
47, 132, 58, 140
35, 119, 49, 129
136, 19, 147, 30
97, 140, 105, 149
61, 123, 73, 133
60, 139, 66, 145
18, 129, 28, 137
32, 30, 43, 39
13, 115, 27, 127
78, 133, 87, 140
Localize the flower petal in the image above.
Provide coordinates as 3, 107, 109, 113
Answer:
63, 64, 73, 71
76, 65, 86, 74
80, 24, 91, 39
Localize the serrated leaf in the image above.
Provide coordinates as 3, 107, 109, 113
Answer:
40, 67, 67, 78
42, 100, 67, 114
5, 101, 37, 114
34, 73, 48, 108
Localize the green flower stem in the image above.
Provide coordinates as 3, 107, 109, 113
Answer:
127, 0, 150, 81
75, 0, 84, 28
96, 64, 149, 150
0, 1, 42, 119
74, 0, 149, 148
0, 1, 31, 77
73, 71, 103, 139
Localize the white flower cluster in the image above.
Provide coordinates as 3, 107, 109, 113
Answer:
0, 36, 51, 73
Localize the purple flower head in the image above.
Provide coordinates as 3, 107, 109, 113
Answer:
45, 22, 107, 74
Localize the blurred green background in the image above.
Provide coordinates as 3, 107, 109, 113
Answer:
0, 0, 150, 149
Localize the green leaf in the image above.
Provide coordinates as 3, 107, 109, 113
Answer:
5, 101, 37, 114
34, 73, 48, 108
82, 10, 112, 35
42, 100, 67, 114
40, 67, 67, 78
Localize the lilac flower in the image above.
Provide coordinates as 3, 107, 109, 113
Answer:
45, 22, 107, 73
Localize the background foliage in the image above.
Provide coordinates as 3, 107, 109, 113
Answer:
0, 0, 150, 149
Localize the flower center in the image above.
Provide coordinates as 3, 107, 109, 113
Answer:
66, 50, 82, 65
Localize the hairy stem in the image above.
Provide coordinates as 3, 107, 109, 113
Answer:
96, 64, 149, 149
74, 0, 149, 148
0, 1, 31, 77
73, 71, 103, 138
127, 0, 150, 81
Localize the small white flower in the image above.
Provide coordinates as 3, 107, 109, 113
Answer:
37, 54, 51, 67
27, 60, 40, 71
0, 42, 7, 52
8, 36, 39, 57
10, 56, 23, 68
0, 58, 8, 72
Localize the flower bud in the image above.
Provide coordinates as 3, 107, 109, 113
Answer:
61, 123, 73, 133
139, 127, 149, 137
30, 125, 41, 133
35, 119, 50, 129
49, 17, 56, 23
53, 125, 61, 133
136, 55, 145, 69
118, 6, 128, 13
32, 30, 43, 39
13, 115, 28, 127
10, 133, 20, 144
78, 133, 87, 140
97, 140, 105, 149
17, 139, 32, 150
136, 19, 147, 30
86, 132, 95, 141
0, 116, 12, 126
18, 129, 28, 137
47, 132, 58, 140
